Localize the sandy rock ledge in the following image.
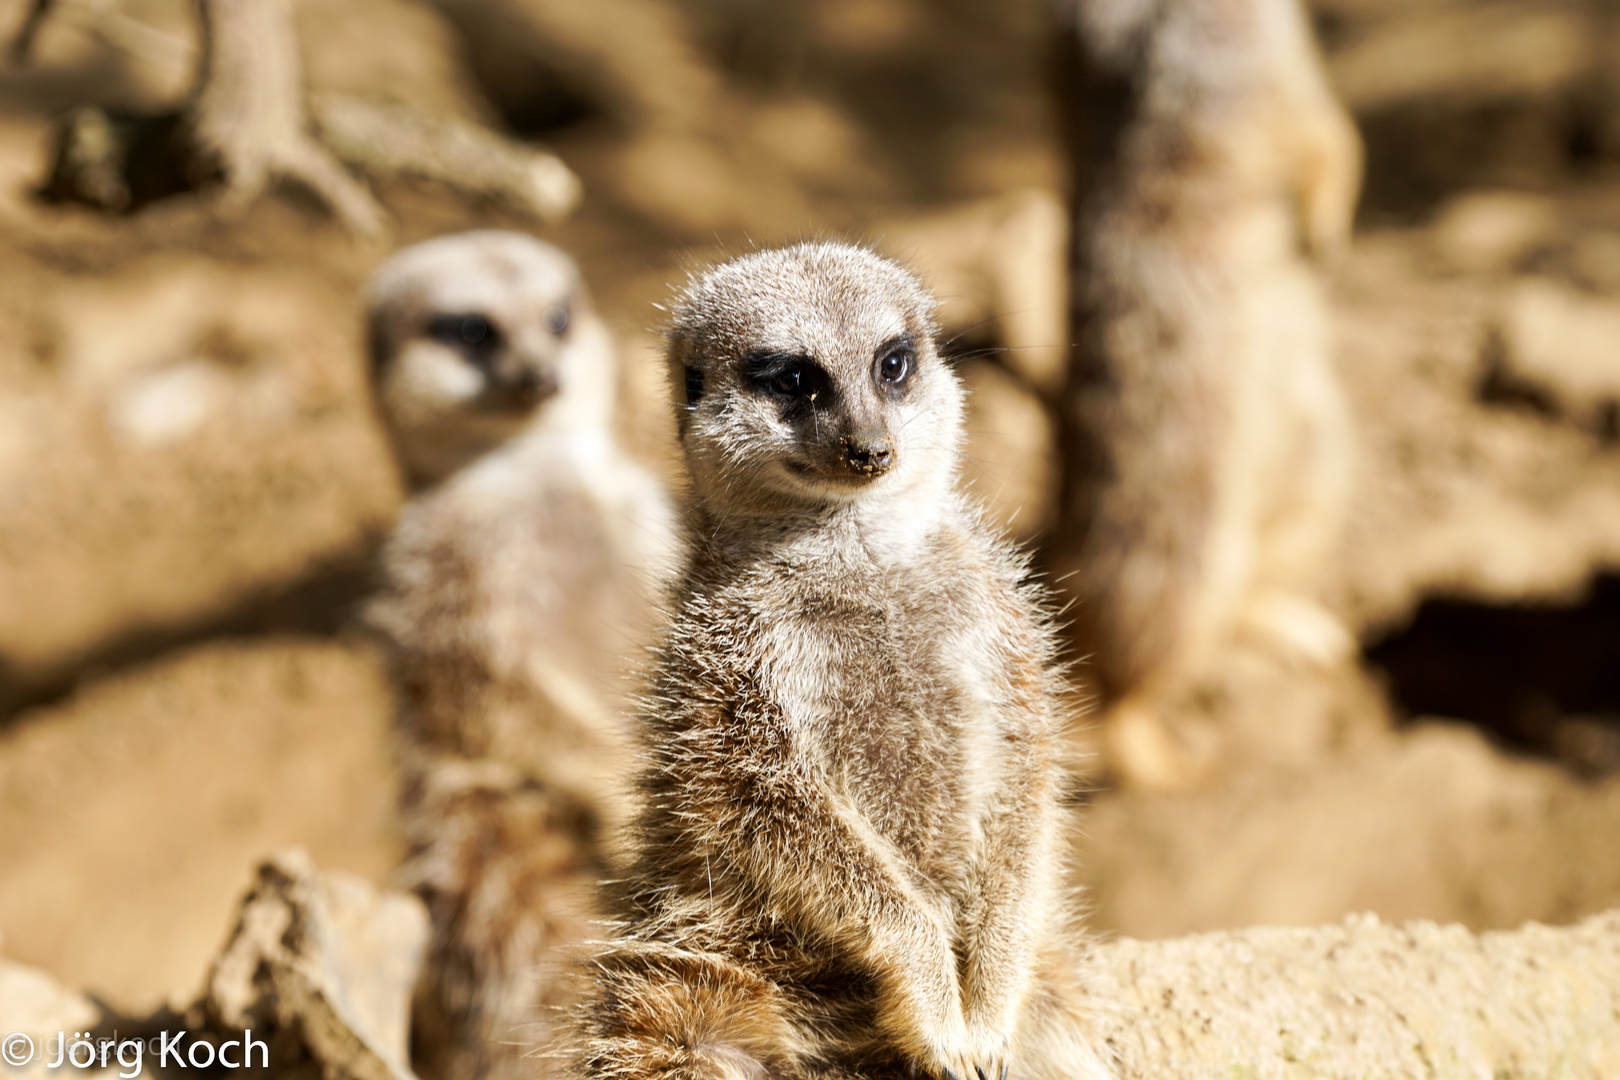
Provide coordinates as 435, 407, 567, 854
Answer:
3, 881, 1616, 1080
1089, 909, 1620, 1079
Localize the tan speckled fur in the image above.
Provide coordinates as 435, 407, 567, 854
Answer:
365, 232, 679, 1080
1050, 0, 1361, 787
564, 243, 1113, 1080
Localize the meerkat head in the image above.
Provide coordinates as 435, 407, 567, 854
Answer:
669, 242, 965, 525
366, 230, 615, 487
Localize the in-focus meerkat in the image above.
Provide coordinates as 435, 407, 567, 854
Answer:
364, 231, 679, 1080
1048, 0, 1362, 789
566, 242, 1113, 1080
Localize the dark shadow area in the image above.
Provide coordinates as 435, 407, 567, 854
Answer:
1356, 94, 1619, 223
35, 106, 199, 213
1476, 328, 1620, 444
428, 6, 605, 138
1476, 328, 1561, 419
1364, 573, 1620, 776
691, 0, 1051, 208
0, 541, 384, 722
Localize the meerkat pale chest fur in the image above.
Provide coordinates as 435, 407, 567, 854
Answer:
365, 231, 678, 1080
568, 242, 1111, 1080
1049, 0, 1361, 788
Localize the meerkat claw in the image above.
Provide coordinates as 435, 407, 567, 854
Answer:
999, 1065, 1008, 1080
976, 1066, 989, 1080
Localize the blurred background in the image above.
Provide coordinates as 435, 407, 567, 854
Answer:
1, 0, 1619, 1019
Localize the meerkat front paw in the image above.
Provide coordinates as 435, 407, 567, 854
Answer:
953, 1025, 1015, 1080
912, 1050, 1011, 1080
902, 1043, 1009, 1080
873, 927, 987, 1080
885, 978, 1013, 1080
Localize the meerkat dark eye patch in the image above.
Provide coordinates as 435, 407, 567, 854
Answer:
745, 353, 834, 412
684, 365, 705, 407
427, 313, 502, 363
873, 335, 917, 395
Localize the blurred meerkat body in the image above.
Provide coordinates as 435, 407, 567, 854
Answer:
1050, 0, 1361, 788
568, 243, 1112, 1080
365, 231, 678, 1080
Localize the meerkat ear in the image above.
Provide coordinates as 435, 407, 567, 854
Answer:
666, 338, 704, 437
365, 310, 392, 379
666, 333, 701, 409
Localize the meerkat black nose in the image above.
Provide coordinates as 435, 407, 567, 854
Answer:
841, 433, 895, 476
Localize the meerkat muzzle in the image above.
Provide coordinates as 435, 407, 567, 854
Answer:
486, 366, 559, 412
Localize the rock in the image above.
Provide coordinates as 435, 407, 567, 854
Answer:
213, 869, 1620, 1080
200, 849, 428, 1080
1427, 190, 1562, 273
0, 957, 101, 1080
0, 851, 426, 1080
14, 854, 1618, 1080
1091, 907, 1620, 1079
1312, 1, 1620, 216
607, 130, 806, 235
1493, 277, 1620, 435
1330, 234, 1620, 630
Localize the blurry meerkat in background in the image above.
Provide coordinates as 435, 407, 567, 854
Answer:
567, 243, 1113, 1080
365, 231, 679, 1080
1049, 0, 1362, 789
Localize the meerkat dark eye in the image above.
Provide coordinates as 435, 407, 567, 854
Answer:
427, 313, 501, 362
545, 304, 570, 336
684, 365, 705, 407
746, 353, 832, 410
766, 361, 825, 402
874, 338, 916, 393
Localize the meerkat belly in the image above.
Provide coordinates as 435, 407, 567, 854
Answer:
811, 622, 992, 884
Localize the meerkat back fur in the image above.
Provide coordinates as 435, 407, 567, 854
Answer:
566, 242, 1112, 1080
365, 231, 678, 1080
1049, 0, 1361, 787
